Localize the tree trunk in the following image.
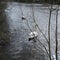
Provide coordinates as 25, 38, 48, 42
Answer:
48, 5, 52, 60
55, 6, 59, 60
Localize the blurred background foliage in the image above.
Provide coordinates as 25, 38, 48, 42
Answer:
0, 0, 60, 4
16, 0, 59, 4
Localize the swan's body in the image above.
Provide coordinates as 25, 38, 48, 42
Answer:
28, 31, 38, 42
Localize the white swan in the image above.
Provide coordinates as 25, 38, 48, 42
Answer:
28, 31, 38, 42
22, 16, 26, 20
52, 55, 56, 60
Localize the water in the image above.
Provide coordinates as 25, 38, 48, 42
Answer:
0, 2, 60, 60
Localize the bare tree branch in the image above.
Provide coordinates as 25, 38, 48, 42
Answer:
20, 4, 56, 60
48, 5, 52, 60
55, 5, 59, 60
36, 38, 49, 55
31, 4, 49, 44
26, 18, 49, 55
